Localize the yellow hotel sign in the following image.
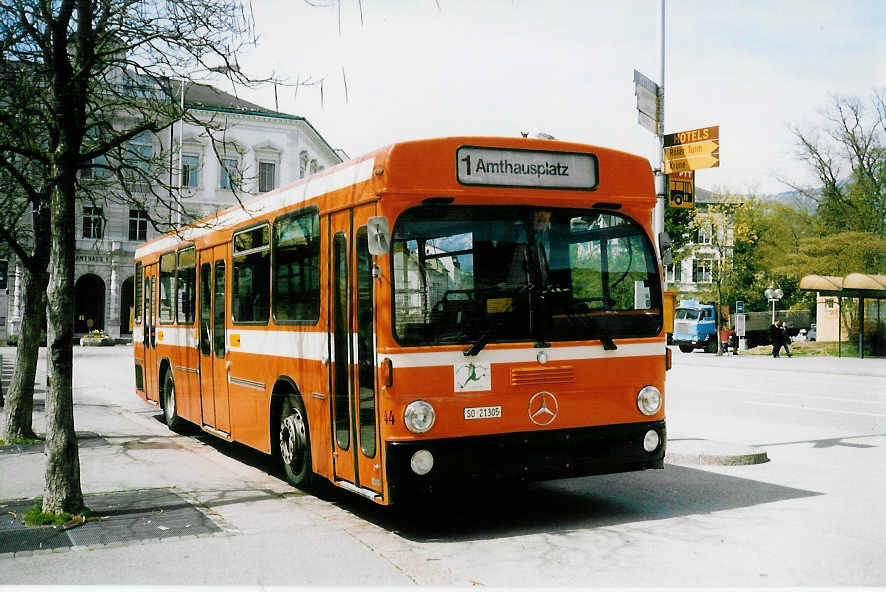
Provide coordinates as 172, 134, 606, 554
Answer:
663, 125, 720, 173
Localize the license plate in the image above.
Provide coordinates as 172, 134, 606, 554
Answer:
464, 405, 502, 420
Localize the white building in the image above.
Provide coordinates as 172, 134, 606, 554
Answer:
5, 82, 343, 340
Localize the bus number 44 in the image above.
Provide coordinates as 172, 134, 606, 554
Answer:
384, 410, 395, 425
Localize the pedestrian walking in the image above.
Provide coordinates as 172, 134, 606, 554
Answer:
780, 320, 793, 357
769, 320, 783, 358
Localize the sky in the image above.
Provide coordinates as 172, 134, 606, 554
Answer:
227, 0, 886, 195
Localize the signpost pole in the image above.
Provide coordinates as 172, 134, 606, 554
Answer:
653, 0, 667, 256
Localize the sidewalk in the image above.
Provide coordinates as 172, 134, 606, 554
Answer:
670, 346, 886, 378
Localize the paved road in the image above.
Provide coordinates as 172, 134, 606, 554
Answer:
1, 345, 884, 586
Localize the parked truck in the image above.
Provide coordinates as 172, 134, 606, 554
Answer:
730, 310, 813, 348
672, 300, 718, 353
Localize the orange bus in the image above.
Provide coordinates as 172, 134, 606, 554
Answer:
133, 136, 673, 505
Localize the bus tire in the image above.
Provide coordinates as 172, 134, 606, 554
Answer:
678, 345, 693, 353
279, 394, 312, 488
163, 370, 183, 432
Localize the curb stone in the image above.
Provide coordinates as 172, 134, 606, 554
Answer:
666, 438, 769, 466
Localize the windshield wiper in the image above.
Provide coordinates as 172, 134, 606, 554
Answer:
464, 333, 490, 356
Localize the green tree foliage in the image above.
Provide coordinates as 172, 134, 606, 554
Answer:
785, 231, 886, 277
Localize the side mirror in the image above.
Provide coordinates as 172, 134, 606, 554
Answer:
367, 216, 391, 256
658, 231, 673, 266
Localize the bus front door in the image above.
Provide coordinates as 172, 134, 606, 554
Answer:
198, 246, 231, 436
142, 264, 159, 405
328, 205, 381, 493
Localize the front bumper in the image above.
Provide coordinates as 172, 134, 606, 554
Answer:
386, 420, 666, 503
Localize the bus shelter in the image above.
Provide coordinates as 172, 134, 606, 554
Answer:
799, 273, 886, 359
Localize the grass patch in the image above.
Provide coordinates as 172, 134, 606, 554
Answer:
743, 341, 883, 357
0, 437, 43, 446
23, 499, 94, 527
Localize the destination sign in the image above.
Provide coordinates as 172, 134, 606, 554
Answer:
456, 146, 598, 190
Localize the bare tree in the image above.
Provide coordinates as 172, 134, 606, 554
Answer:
1, 0, 258, 514
786, 91, 886, 237
0, 56, 53, 442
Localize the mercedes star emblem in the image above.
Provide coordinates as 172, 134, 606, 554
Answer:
528, 391, 558, 426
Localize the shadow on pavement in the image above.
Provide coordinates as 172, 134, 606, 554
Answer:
327, 464, 822, 543
144, 413, 822, 544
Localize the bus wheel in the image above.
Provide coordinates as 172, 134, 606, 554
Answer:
678, 345, 693, 353
279, 395, 312, 487
163, 371, 183, 431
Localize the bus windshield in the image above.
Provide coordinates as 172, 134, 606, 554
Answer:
392, 205, 662, 346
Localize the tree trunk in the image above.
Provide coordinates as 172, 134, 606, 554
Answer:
42, 176, 83, 514
0, 266, 48, 441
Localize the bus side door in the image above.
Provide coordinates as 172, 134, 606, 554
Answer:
142, 263, 159, 404
328, 204, 381, 493
198, 245, 231, 435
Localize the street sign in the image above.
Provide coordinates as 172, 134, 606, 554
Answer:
736, 300, 744, 314
668, 170, 694, 208
636, 86, 658, 119
664, 154, 719, 174
664, 125, 719, 147
633, 70, 661, 135
638, 111, 658, 135
663, 125, 720, 173
664, 140, 719, 161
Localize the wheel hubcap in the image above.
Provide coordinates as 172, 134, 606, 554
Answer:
280, 409, 306, 467
166, 381, 175, 418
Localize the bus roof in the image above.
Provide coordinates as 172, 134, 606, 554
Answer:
135, 136, 654, 260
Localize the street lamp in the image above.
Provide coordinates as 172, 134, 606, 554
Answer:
764, 287, 783, 323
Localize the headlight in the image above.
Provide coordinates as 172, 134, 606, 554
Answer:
643, 429, 661, 452
410, 449, 434, 475
404, 400, 436, 433
637, 386, 662, 416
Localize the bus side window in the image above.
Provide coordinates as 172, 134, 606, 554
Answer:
199, 263, 211, 355
176, 247, 196, 324
213, 260, 226, 357
232, 224, 270, 324
134, 262, 143, 324
273, 208, 320, 323
158, 252, 176, 324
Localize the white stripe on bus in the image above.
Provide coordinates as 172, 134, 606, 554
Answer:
147, 327, 664, 368
380, 341, 665, 368
134, 158, 375, 259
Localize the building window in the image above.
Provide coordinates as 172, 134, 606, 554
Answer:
692, 258, 712, 283
83, 206, 104, 239
664, 263, 676, 284
696, 223, 713, 245
825, 298, 835, 310
258, 161, 276, 193
128, 133, 153, 193
181, 154, 199, 188
309, 159, 320, 174
129, 209, 148, 241
219, 158, 239, 190
82, 154, 109, 180
299, 150, 309, 178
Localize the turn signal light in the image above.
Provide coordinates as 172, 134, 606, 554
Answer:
381, 357, 393, 387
